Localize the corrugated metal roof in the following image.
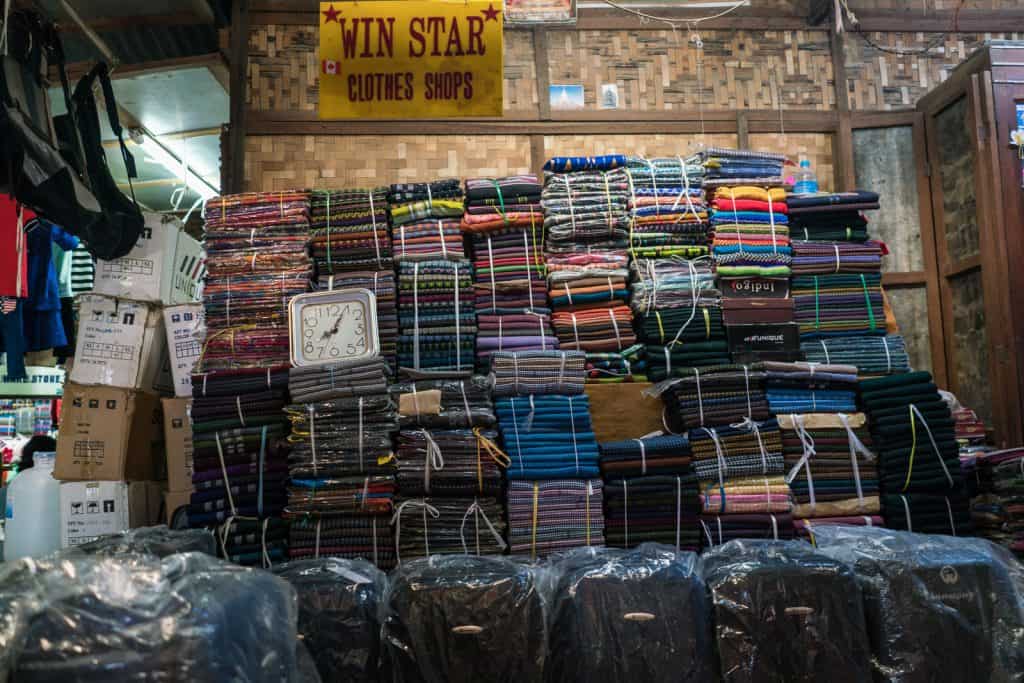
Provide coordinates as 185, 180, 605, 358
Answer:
62, 23, 218, 64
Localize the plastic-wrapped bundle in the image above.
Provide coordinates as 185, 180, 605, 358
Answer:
391, 375, 495, 429
73, 525, 215, 558
800, 334, 911, 377
545, 544, 714, 683
700, 540, 873, 683
391, 497, 508, 562
395, 429, 504, 497
274, 557, 386, 683
383, 555, 547, 683
812, 525, 1024, 682
0, 551, 298, 682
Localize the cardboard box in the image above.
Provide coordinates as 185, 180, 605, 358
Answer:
586, 382, 665, 443
93, 212, 204, 305
70, 294, 172, 392
726, 323, 802, 362
164, 489, 192, 525
59, 480, 163, 547
720, 277, 790, 299
722, 298, 795, 325
163, 304, 204, 397
55, 383, 163, 481
162, 397, 194, 492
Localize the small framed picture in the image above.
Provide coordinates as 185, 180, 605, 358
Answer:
550, 84, 584, 111
600, 83, 620, 110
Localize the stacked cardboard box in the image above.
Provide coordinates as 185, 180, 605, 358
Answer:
55, 213, 203, 545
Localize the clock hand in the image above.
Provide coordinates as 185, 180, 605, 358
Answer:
321, 310, 346, 340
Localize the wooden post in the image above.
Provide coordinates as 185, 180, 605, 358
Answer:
227, 0, 250, 194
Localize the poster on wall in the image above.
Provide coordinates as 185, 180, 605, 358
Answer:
505, 0, 576, 25
318, 1, 504, 119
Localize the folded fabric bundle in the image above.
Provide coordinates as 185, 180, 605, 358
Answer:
859, 372, 969, 529
542, 165, 631, 252
800, 334, 911, 377
789, 212, 871, 242
392, 219, 465, 261
395, 429, 505, 497
778, 413, 880, 519
791, 273, 885, 338
308, 187, 391, 274
790, 240, 884, 275
660, 364, 771, 429
490, 350, 587, 396
786, 190, 880, 213
624, 156, 710, 257
287, 475, 397, 516
208, 517, 289, 564
460, 175, 543, 234
710, 186, 791, 281
629, 256, 717, 318
202, 192, 312, 372
497, 394, 600, 479
287, 514, 396, 569
396, 259, 476, 377
600, 435, 692, 477
388, 179, 464, 227
971, 448, 1024, 558
389, 375, 494, 430
544, 154, 626, 173
284, 397, 398, 479
314, 270, 398, 374
390, 497, 508, 562
644, 342, 732, 381
765, 361, 859, 414
287, 357, 391, 403
602, 475, 702, 551
699, 475, 793, 514
882, 492, 974, 535
584, 344, 647, 382
698, 512, 796, 547
698, 148, 789, 188
507, 478, 605, 558
689, 419, 785, 484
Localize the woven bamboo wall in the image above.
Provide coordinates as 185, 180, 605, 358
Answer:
749, 133, 835, 192
843, 30, 1024, 109
547, 29, 835, 111
542, 134, 738, 160
248, 25, 538, 114
846, 0, 1019, 9
245, 135, 534, 190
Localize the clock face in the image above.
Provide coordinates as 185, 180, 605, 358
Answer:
289, 289, 380, 367
300, 301, 368, 361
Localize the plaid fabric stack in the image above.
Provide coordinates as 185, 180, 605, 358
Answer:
699, 147, 788, 188
599, 435, 702, 551
800, 335, 911, 377
462, 175, 555, 370
689, 418, 785, 484
542, 155, 631, 253
765, 361, 859, 414
309, 188, 397, 373
389, 179, 465, 260
201, 192, 311, 368
495, 350, 604, 558
709, 186, 791, 286
778, 413, 882, 535
188, 367, 292, 565
790, 239, 884, 275
396, 259, 476, 377
791, 273, 885, 338
859, 371, 972, 534
490, 350, 586, 397
660, 364, 771, 431
623, 156, 709, 259
631, 256, 728, 381
283, 359, 398, 569
971, 448, 1024, 559
389, 376, 507, 563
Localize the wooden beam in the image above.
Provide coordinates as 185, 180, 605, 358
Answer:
56, 11, 207, 32
63, 52, 228, 84
530, 134, 545, 181
102, 126, 222, 147
943, 254, 982, 279
736, 111, 749, 149
852, 9, 1024, 33
227, 0, 250, 195
534, 28, 551, 121
882, 271, 928, 287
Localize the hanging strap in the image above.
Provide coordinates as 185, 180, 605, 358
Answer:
460, 498, 508, 555
837, 413, 875, 509
421, 429, 444, 494
390, 499, 440, 564
786, 415, 818, 513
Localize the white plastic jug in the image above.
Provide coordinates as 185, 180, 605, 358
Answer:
4, 452, 62, 561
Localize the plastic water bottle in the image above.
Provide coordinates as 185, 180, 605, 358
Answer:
4, 452, 62, 560
792, 158, 819, 195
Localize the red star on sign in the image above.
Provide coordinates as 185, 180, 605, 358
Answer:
481, 2, 500, 22
322, 4, 341, 23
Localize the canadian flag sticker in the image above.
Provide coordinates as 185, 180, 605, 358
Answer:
321, 59, 339, 76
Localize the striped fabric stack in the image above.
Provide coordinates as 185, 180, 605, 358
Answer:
859, 371, 972, 535
777, 413, 883, 540
283, 359, 398, 569
194, 192, 312, 565
971, 448, 1024, 559
709, 186, 791, 288
396, 259, 476, 378
630, 257, 728, 381
461, 175, 555, 371
599, 435, 702, 551
800, 335, 911, 378
309, 188, 398, 373
623, 155, 708, 259
495, 350, 605, 558
542, 155, 639, 382
389, 179, 465, 260
388, 377, 505, 563
764, 361, 859, 414
791, 273, 885, 338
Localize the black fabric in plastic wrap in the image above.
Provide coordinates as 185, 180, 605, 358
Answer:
383, 555, 547, 683
544, 543, 714, 683
810, 524, 1024, 683
72, 525, 216, 558
275, 557, 386, 683
700, 540, 873, 683
0, 551, 299, 682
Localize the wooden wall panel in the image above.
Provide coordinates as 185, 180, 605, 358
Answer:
844, 30, 1024, 110
247, 25, 538, 114
547, 30, 834, 111
245, 135, 533, 190
846, 0, 1021, 9
748, 133, 835, 192
542, 134, 738, 160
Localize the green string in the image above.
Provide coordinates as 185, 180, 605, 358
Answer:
861, 274, 877, 331
814, 276, 820, 330
491, 180, 509, 226
325, 191, 333, 271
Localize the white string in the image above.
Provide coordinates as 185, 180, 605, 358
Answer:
608, 309, 623, 349
371, 518, 379, 565
315, 519, 322, 559
945, 497, 957, 536
563, 282, 574, 306
833, 244, 841, 274
786, 415, 817, 513
900, 495, 913, 532
454, 262, 462, 370
623, 480, 630, 547
837, 413, 874, 509
510, 398, 524, 475
635, 439, 647, 475
236, 396, 246, 427
460, 499, 508, 554
459, 381, 472, 428
820, 339, 831, 364
675, 476, 682, 550
358, 397, 365, 471
214, 432, 237, 517
563, 175, 577, 234
570, 313, 582, 351
694, 367, 705, 426
883, 337, 892, 374
438, 220, 448, 259
391, 500, 440, 564
413, 262, 421, 369
261, 519, 271, 568
368, 190, 383, 268
664, 346, 672, 377
421, 429, 445, 494
742, 365, 752, 419
308, 405, 318, 474
522, 229, 536, 310
701, 426, 728, 489
734, 416, 769, 474
769, 514, 779, 540
487, 236, 497, 310
568, 395, 581, 475
910, 404, 955, 488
